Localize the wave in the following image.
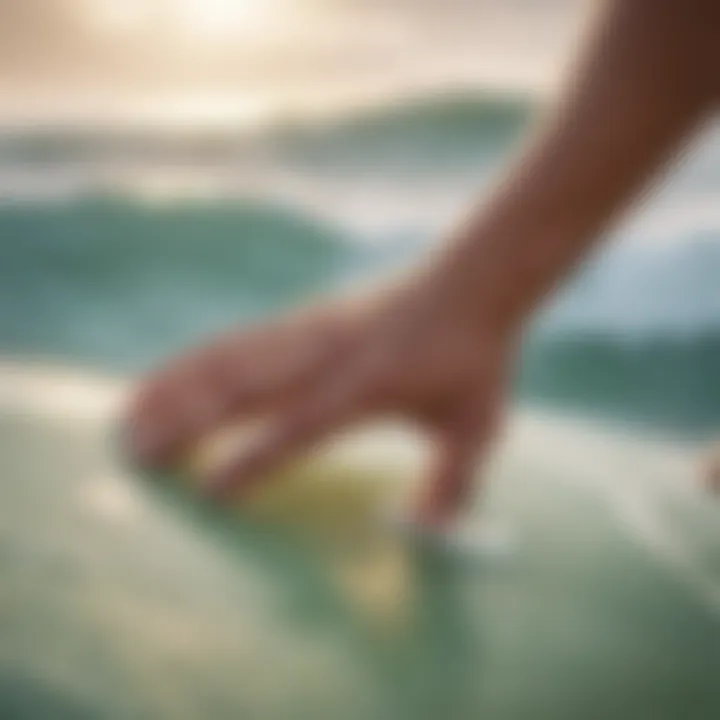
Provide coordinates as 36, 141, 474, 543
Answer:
258, 92, 532, 175
541, 226, 720, 337
0, 91, 533, 241
0, 92, 532, 170
520, 330, 720, 434
0, 197, 364, 370
0, 90, 718, 410
0, 190, 719, 433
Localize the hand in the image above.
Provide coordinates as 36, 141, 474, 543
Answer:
125, 275, 517, 526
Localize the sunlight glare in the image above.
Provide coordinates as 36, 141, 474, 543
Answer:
87, 0, 286, 41
88, 0, 151, 34
175, 0, 281, 40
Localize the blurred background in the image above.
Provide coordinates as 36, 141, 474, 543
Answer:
0, 0, 718, 430
0, 2, 719, 719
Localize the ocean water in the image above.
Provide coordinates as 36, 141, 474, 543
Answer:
1, 93, 719, 720
1, 92, 719, 433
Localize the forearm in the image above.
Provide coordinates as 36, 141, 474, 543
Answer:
432, 0, 719, 329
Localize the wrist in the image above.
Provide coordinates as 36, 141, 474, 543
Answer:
417, 238, 533, 343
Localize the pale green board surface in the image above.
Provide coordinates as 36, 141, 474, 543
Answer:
1, 388, 719, 720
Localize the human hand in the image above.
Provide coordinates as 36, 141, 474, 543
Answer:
125, 275, 517, 526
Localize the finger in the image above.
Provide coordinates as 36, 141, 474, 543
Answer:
126, 314, 349, 466
414, 432, 480, 528
206, 374, 370, 501
414, 401, 502, 527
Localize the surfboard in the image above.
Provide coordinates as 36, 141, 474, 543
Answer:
1, 361, 718, 720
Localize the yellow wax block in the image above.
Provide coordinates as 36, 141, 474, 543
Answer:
175, 425, 425, 537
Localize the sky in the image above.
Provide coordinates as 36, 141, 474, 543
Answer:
0, 0, 591, 126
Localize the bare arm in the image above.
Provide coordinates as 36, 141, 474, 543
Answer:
127, 0, 720, 526
432, 0, 719, 327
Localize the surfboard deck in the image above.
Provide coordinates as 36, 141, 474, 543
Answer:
1, 362, 719, 720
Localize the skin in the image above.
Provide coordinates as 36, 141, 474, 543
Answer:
126, 0, 720, 527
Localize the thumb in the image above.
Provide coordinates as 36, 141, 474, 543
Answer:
205, 373, 368, 501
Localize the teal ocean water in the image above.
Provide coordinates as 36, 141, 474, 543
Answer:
1, 93, 719, 433
0, 93, 719, 720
